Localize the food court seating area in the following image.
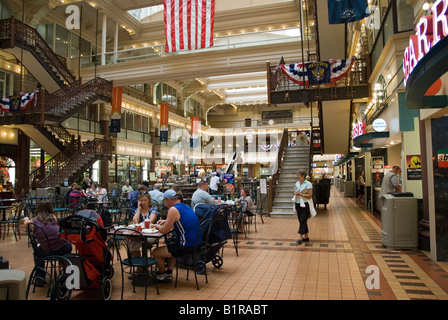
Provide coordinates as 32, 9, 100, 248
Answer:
2, 185, 448, 301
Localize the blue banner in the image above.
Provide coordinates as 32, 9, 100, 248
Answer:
328, 0, 370, 24
306, 61, 331, 85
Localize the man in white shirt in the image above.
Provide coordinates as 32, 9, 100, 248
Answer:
209, 172, 220, 195
121, 180, 134, 196
149, 184, 164, 204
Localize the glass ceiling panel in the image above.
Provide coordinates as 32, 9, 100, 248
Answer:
128, 5, 163, 22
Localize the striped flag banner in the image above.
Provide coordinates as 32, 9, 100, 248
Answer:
164, 0, 215, 53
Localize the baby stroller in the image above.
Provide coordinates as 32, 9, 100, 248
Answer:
170, 204, 232, 289
59, 209, 114, 300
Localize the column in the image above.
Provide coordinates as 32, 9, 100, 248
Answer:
101, 14, 107, 66
100, 104, 110, 189
113, 21, 118, 64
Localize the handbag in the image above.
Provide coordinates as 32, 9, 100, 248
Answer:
307, 198, 317, 218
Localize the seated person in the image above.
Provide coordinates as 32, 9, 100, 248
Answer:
151, 189, 202, 281
23, 201, 72, 285
132, 193, 159, 225
85, 182, 98, 198
191, 181, 214, 206
121, 180, 134, 197
239, 187, 256, 216
96, 184, 108, 202
129, 185, 148, 212
68, 184, 87, 208
149, 184, 164, 205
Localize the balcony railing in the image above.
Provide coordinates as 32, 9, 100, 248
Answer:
81, 27, 315, 67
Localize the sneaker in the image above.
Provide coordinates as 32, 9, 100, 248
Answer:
156, 271, 172, 281
302, 237, 310, 242
296, 239, 302, 245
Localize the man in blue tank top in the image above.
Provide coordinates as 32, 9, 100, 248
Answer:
151, 189, 202, 281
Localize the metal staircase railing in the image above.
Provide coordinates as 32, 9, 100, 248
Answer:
18, 138, 112, 194
268, 128, 288, 212
0, 16, 76, 88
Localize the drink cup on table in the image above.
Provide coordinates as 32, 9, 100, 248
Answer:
144, 219, 150, 229
136, 224, 142, 232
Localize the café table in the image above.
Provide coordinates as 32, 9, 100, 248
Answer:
0, 199, 17, 221
109, 225, 164, 287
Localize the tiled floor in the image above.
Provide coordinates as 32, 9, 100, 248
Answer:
1, 186, 448, 301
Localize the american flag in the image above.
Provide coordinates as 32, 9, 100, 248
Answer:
164, 0, 215, 53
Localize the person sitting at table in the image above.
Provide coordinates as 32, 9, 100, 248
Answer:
239, 187, 256, 216
132, 193, 159, 225
129, 185, 148, 213
149, 183, 164, 205
85, 182, 98, 199
121, 180, 134, 197
69, 184, 87, 209
151, 189, 202, 281
191, 181, 214, 206
65, 183, 78, 206
96, 184, 108, 202
23, 201, 72, 285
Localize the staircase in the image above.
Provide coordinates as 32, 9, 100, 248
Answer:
0, 17, 114, 194
270, 146, 310, 218
0, 16, 76, 92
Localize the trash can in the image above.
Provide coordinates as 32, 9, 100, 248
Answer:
313, 183, 331, 209
344, 181, 356, 197
381, 193, 418, 250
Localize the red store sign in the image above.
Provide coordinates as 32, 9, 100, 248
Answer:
403, 0, 448, 86
352, 121, 366, 139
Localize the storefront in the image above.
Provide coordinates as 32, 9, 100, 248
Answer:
404, 1, 448, 260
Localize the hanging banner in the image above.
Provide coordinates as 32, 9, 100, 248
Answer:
306, 61, 331, 85
279, 57, 355, 86
327, 0, 370, 24
190, 116, 199, 147
112, 87, 122, 114
160, 103, 170, 142
110, 87, 122, 132
0, 90, 39, 112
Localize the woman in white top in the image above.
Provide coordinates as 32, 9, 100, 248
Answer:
96, 184, 108, 202
294, 169, 313, 245
85, 182, 98, 198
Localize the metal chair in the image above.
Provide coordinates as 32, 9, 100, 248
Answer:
0, 200, 26, 241
113, 228, 159, 300
227, 203, 244, 256
26, 255, 74, 300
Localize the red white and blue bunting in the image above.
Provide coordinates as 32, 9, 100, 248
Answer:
0, 90, 39, 112
260, 144, 279, 151
279, 57, 355, 86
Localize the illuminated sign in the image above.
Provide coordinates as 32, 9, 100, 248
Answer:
403, 0, 448, 86
352, 121, 366, 139
372, 118, 387, 132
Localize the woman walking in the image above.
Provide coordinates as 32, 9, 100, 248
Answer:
294, 169, 313, 245
356, 171, 366, 203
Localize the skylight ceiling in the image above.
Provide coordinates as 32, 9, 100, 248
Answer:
128, 5, 163, 22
